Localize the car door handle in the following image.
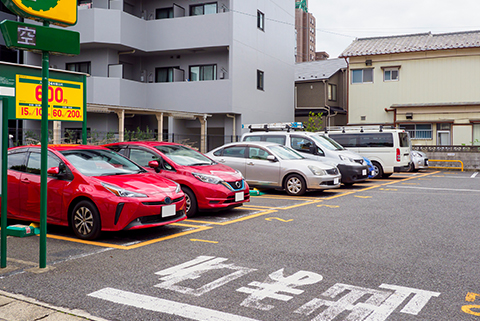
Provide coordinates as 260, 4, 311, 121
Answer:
247, 162, 254, 166
218, 159, 225, 163
21, 178, 30, 184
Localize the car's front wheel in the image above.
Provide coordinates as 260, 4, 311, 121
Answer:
284, 174, 307, 196
182, 186, 198, 218
371, 161, 384, 179
71, 200, 101, 240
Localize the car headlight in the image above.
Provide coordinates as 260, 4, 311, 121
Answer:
339, 155, 353, 162
192, 172, 223, 184
308, 165, 326, 176
102, 183, 148, 198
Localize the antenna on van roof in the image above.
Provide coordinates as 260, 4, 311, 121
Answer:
379, 125, 383, 132
360, 127, 364, 133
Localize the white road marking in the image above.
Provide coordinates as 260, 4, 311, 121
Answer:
471, 172, 479, 178
391, 185, 480, 193
88, 287, 260, 321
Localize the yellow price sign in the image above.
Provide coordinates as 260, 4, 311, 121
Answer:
16, 75, 84, 122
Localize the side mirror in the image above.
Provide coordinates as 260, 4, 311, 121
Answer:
47, 167, 60, 176
309, 145, 317, 154
148, 160, 159, 168
266, 155, 277, 162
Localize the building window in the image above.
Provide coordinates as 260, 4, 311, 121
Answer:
155, 67, 176, 83
66, 62, 91, 74
384, 68, 399, 81
257, 70, 264, 90
156, 7, 173, 19
473, 124, 480, 145
189, 65, 216, 81
352, 69, 373, 84
191, 3, 217, 16
257, 10, 265, 31
400, 124, 432, 139
328, 84, 337, 101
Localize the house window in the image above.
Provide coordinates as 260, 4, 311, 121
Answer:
191, 3, 217, 16
66, 62, 91, 74
351, 68, 373, 84
328, 84, 337, 101
155, 67, 175, 83
156, 7, 173, 19
384, 68, 399, 81
189, 65, 216, 81
473, 124, 480, 145
257, 10, 265, 31
400, 124, 432, 139
257, 70, 264, 90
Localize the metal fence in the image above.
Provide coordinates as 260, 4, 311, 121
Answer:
413, 145, 480, 153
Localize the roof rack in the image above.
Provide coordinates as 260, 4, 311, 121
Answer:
324, 125, 396, 133
243, 122, 304, 132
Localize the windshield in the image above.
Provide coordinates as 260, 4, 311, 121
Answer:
268, 145, 305, 160
155, 145, 214, 166
311, 134, 345, 151
61, 149, 144, 176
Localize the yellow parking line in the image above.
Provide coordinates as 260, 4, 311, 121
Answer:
45, 224, 213, 250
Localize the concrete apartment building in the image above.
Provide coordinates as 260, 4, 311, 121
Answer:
295, 0, 315, 63
21, 0, 295, 151
341, 31, 480, 146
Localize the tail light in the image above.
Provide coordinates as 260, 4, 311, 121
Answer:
396, 148, 401, 162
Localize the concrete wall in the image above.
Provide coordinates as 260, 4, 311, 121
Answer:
418, 149, 480, 171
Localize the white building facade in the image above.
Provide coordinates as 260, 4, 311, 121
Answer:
23, 0, 295, 151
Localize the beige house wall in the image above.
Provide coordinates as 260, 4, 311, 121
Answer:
347, 48, 480, 144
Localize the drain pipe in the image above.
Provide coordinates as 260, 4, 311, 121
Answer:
226, 114, 236, 142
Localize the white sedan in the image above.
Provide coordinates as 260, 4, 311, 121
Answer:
206, 141, 341, 196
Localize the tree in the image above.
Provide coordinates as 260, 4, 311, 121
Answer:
304, 111, 323, 132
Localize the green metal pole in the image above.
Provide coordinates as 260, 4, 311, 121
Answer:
1, 98, 8, 268
82, 74, 87, 144
40, 21, 50, 268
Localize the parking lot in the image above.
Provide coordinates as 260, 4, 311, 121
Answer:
1, 169, 479, 321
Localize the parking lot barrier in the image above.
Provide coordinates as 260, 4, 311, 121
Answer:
428, 159, 464, 171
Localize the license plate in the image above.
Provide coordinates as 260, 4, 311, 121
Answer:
162, 205, 176, 217
235, 192, 244, 202
362, 169, 367, 176
334, 178, 339, 185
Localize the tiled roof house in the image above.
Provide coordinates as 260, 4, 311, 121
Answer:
340, 30, 480, 145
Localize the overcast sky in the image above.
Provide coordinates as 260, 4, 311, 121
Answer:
308, 1, 480, 58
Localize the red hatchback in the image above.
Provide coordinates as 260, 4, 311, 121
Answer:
3, 145, 186, 240
104, 142, 250, 217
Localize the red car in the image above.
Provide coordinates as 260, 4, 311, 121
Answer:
3, 145, 186, 240
103, 142, 250, 217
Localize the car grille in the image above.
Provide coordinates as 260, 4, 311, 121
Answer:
142, 196, 184, 206
138, 210, 185, 224
326, 168, 339, 175
225, 180, 245, 191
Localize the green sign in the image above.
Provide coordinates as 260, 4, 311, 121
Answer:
0, 0, 77, 27
0, 20, 80, 55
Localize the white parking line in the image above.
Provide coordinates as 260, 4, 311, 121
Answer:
471, 172, 479, 178
89, 287, 260, 321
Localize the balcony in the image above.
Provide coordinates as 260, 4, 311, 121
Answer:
72, 8, 231, 52
87, 76, 232, 114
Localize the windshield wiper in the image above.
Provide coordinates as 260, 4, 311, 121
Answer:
188, 162, 212, 166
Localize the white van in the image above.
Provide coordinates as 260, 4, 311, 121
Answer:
241, 130, 370, 185
325, 127, 411, 178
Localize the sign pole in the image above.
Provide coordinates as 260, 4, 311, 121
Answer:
39, 21, 50, 268
1, 98, 8, 268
